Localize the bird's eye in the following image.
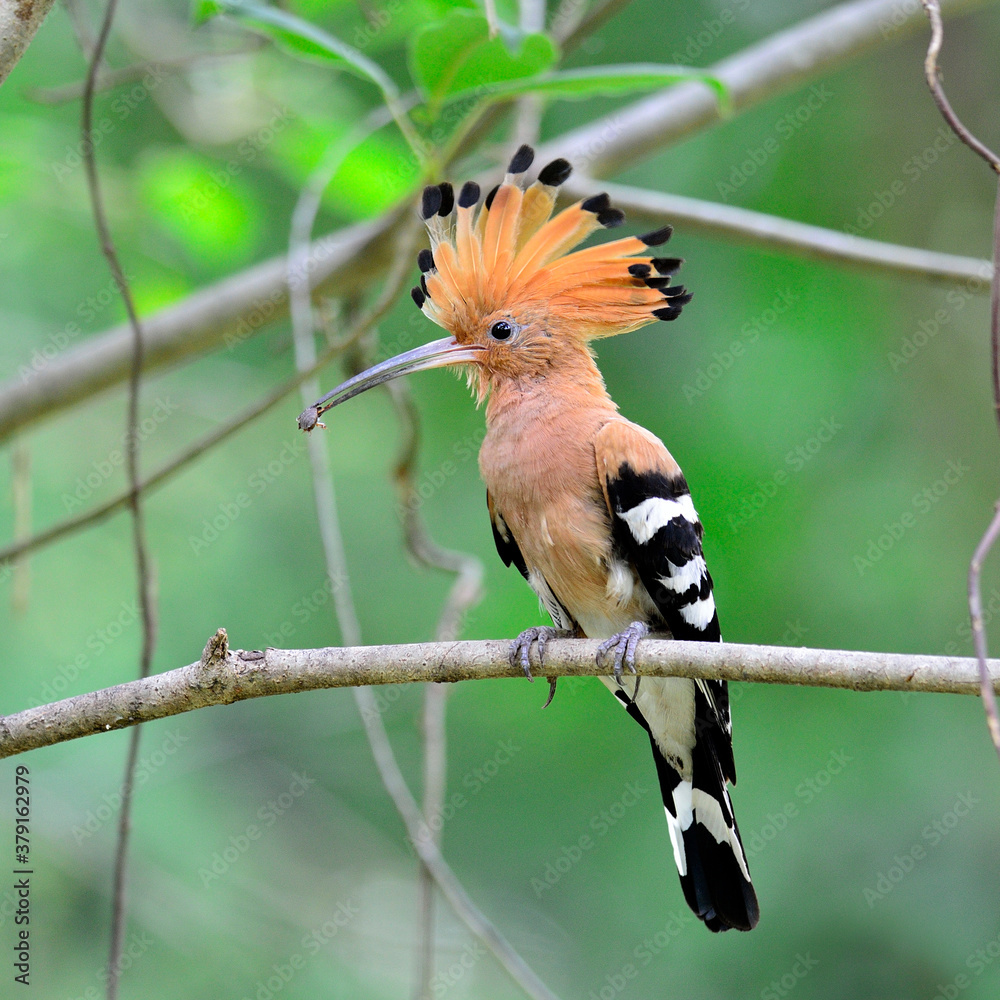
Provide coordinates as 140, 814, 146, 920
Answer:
489, 320, 514, 341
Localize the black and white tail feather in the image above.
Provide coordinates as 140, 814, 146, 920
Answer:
605, 461, 759, 932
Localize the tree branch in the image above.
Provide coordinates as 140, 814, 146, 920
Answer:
24, 43, 266, 104
0, 0, 59, 87
570, 178, 992, 287
79, 2, 160, 991
534, 0, 986, 177
3, 632, 998, 759
0, 231, 414, 570
921, 0, 1000, 764
0, 0, 983, 444
0, 209, 400, 443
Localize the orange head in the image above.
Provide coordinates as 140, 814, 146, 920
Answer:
299, 144, 690, 428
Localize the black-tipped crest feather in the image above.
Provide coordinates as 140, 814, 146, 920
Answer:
581, 192, 611, 214
538, 158, 572, 186
508, 144, 535, 174
437, 182, 454, 216
421, 186, 442, 219
639, 225, 673, 246
458, 181, 480, 208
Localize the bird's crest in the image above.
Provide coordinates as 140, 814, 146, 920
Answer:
411, 144, 692, 341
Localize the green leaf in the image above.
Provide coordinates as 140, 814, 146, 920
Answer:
192, 0, 222, 26
444, 63, 729, 109
199, 0, 395, 93
409, 9, 557, 109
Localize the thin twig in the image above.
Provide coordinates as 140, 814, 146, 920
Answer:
287, 129, 382, 650
511, 0, 545, 177
80, 1, 157, 995
0, 253, 413, 570
62, 0, 99, 63
384, 380, 484, 1000
414, 681, 446, 1000
11, 443, 30, 615
922, 0, 1000, 764
24, 43, 266, 104
922, 1, 1000, 175
354, 685, 561, 1000
386, 380, 440, 1000
288, 139, 534, 998
4, 637, 1000, 759
569, 177, 993, 287
483, 0, 499, 38
285, 109, 407, 648
970, 504, 1000, 756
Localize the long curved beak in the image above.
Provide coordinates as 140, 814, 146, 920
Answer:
298, 337, 483, 431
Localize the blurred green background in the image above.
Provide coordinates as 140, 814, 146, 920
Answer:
2, 0, 1000, 997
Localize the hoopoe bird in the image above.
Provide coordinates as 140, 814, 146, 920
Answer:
300, 145, 759, 932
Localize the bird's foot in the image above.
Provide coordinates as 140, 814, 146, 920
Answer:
509, 626, 573, 707
597, 621, 649, 701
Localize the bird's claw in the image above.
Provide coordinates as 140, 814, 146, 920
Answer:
541, 677, 558, 710
597, 621, 649, 701
508, 627, 573, 705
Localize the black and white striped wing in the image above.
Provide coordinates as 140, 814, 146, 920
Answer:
595, 419, 757, 932
603, 462, 736, 780
605, 463, 721, 643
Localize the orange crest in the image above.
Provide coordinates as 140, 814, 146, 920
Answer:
410, 145, 692, 342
